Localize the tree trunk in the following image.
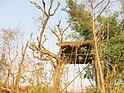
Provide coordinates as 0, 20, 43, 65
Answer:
94, 60, 100, 89
91, 5, 105, 93
94, 39, 105, 93
53, 63, 62, 93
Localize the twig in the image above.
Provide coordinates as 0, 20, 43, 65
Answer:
94, 0, 110, 21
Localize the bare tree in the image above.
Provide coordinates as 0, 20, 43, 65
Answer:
30, 0, 70, 92
0, 28, 19, 85
0, 28, 32, 93
0, 28, 21, 92
14, 34, 32, 93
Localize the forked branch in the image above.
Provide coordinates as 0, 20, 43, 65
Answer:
30, 0, 60, 48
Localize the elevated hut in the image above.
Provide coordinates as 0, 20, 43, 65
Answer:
57, 40, 95, 64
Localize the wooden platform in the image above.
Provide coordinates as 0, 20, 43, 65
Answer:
57, 40, 95, 64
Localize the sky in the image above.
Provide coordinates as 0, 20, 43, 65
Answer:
0, 0, 68, 36
0, 0, 35, 30
0, 0, 121, 39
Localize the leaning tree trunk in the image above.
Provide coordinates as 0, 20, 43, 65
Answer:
94, 59, 100, 89
91, 4, 105, 93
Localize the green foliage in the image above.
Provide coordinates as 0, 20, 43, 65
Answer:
98, 13, 121, 40
65, 0, 124, 91
85, 85, 124, 93
84, 65, 95, 80
28, 84, 51, 93
80, 47, 87, 52
78, 56, 83, 61
100, 13, 124, 63
103, 32, 124, 83
104, 34, 124, 63
114, 85, 124, 93
86, 86, 99, 93
99, 12, 124, 87
64, 0, 93, 40
120, 18, 124, 31
65, 31, 84, 41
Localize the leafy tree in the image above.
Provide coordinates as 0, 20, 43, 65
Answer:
99, 13, 124, 92
65, 0, 124, 92
64, 0, 93, 40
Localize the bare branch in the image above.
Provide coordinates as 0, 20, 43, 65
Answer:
57, 22, 61, 34
48, 0, 54, 15
42, 0, 46, 10
62, 23, 71, 34
57, 22, 70, 42
30, 1, 42, 9
48, 25, 61, 42
30, 1, 48, 16
15, 33, 32, 89
50, 1, 60, 16
10, 42, 19, 63
89, 0, 94, 9
94, 0, 105, 9
31, 0, 60, 49
94, 0, 110, 21
38, 17, 49, 48
41, 35, 48, 49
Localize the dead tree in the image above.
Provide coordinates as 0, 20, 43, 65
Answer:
14, 36, 32, 93
0, 28, 32, 93
30, 0, 70, 93
0, 29, 19, 88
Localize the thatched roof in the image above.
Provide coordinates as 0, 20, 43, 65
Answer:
57, 40, 94, 47
57, 40, 95, 64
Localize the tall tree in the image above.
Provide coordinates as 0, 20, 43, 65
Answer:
65, 0, 124, 92
99, 13, 124, 92
64, 0, 116, 92
30, 0, 70, 92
